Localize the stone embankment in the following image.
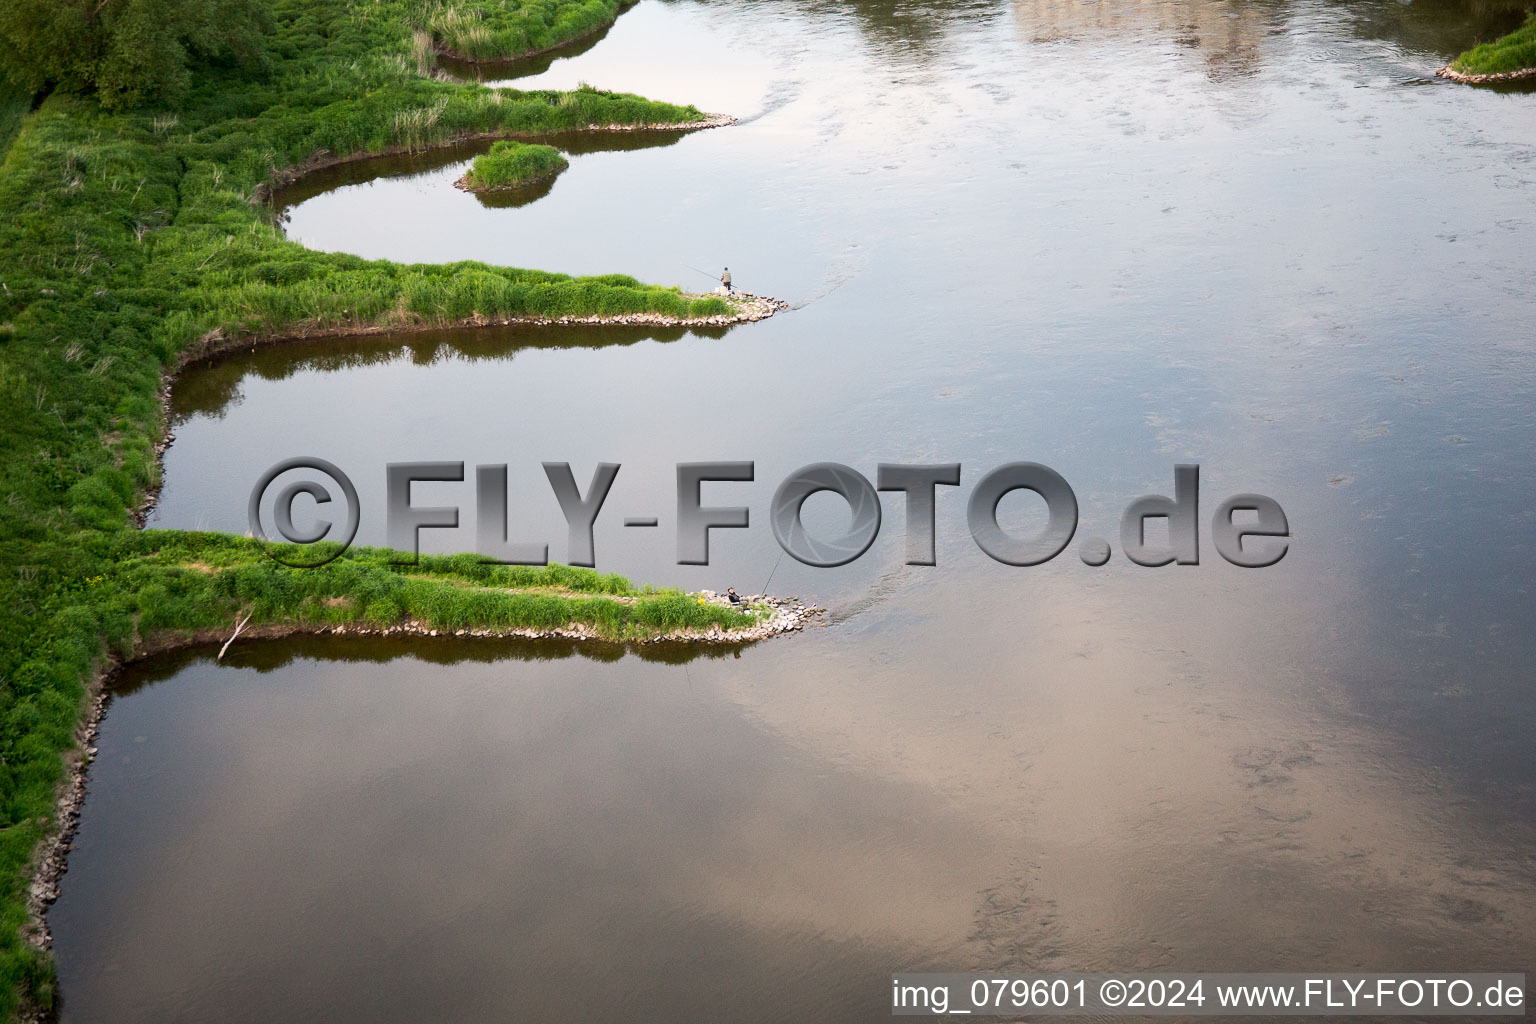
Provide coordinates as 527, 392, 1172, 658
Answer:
1436, 64, 1536, 84
539, 291, 787, 328
318, 591, 824, 643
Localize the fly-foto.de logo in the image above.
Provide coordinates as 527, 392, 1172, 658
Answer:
248, 460, 1289, 571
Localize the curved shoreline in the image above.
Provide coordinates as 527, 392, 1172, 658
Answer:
159, 104, 774, 527
43, 246, 787, 993
13, 9, 765, 1015
173, 289, 786, 365
139, 288, 786, 523
23, 594, 825, 971
255, 113, 735, 207
1435, 64, 1536, 84
429, 0, 640, 69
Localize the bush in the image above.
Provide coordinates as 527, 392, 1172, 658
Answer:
460, 139, 568, 191
0, 0, 270, 110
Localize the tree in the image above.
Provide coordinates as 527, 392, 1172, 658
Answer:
0, 0, 268, 110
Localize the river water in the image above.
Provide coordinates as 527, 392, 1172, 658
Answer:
52, 0, 1536, 1020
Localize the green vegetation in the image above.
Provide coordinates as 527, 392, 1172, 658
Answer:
0, 82, 30, 155
0, 0, 269, 110
0, 0, 744, 1016
1450, 12, 1536, 76
101, 534, 765, 641
460, 139, 568, 191
427, 0, 628, 61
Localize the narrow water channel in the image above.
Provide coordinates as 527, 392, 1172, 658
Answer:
51, 0, 1536, 1019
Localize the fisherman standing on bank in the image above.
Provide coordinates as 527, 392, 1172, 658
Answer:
720, 267, 732, 293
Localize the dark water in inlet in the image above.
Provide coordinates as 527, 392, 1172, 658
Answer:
52, 0, 1536, 1020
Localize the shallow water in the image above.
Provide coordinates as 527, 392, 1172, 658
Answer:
54, 0, 1536, 1019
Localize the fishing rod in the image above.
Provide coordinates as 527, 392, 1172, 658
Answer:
684, 264, 722, 282
760, 547, 786, 597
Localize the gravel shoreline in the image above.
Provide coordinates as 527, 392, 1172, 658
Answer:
1435, 64, 1536, 84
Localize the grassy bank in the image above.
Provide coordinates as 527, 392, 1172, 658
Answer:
458, 139, 568, 190
95, 534, 764, 645
1449, 12, 1536, 76
426, 0, 629, 61
0, 82, 27, 156
0, 0, 748, 1016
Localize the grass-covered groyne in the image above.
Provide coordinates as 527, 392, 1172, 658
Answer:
0, 0, 777, 1016
1439, 13, 1536, 83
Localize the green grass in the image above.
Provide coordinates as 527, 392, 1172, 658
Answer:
461, 138, 568, 190
107, 534, 765, 641
0, 80, 29, 159
1451, 12, 1536, 75
425, 0, 626, 61
0, 0, 747, 1017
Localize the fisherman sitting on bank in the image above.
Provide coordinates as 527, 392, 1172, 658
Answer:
727, 587, 742, 605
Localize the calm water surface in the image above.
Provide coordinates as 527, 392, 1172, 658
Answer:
53, 0, 1536, 1019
